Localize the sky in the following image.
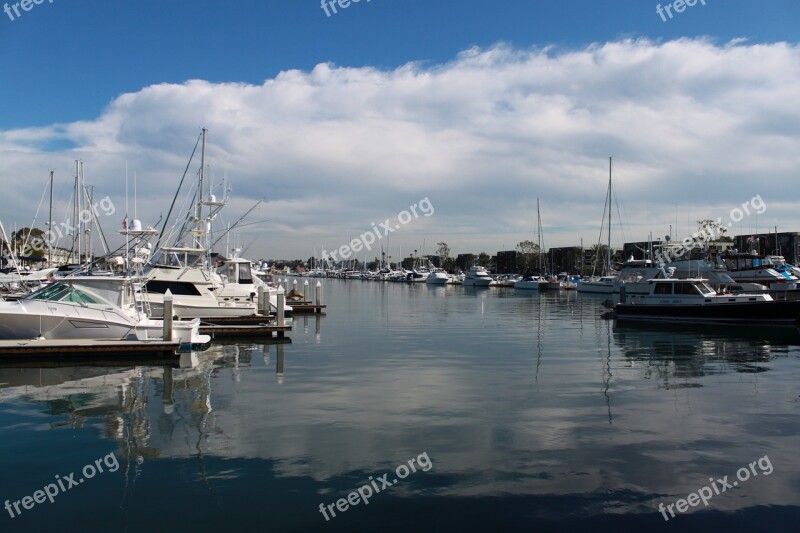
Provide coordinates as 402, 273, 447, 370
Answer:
1, 0, 799, 262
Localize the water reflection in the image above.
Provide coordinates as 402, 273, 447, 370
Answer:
1, 281, 799, 530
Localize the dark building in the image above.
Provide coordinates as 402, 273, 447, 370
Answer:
495, 250, 517, 274
548, 247, 582, 273
455, 253, 476, 271
732, 231, 800, 264
622, 240, 664, 261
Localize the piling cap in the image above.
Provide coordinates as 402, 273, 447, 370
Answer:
164, 289, 173, 301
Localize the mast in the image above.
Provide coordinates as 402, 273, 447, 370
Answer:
48, 170, 53, 266
537, 198, 543, 274
607, 156, 612, 275
198, 127, 207, 223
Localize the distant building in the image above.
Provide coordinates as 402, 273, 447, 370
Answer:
732, 231, 800, 264
455, 253, 476, 271
495, 250, 517, 274
548, 247, 582, 273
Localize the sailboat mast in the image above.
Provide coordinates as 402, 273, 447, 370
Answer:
198, 128, 207, 222
537, 198, 542, 273
607, 156, 612, 275
48, 170, 53, 266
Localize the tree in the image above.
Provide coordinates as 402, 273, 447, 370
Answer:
477, 252, 491, 267
516, 240, 540, 273
697, 219, 728, 247
436, 242, 450, 261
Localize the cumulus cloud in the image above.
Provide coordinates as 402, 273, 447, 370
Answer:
1, 38, 798, 259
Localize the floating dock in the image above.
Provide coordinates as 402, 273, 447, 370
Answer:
0, 338, 181, 360
285, 300, 327, 314
198, 324, 292, 339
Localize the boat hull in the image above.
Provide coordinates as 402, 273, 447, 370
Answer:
615, 300, 800, 324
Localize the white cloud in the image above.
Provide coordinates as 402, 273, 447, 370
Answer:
1, 38, 799, 260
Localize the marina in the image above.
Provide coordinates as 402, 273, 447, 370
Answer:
2, 2, 800, 530
1, 280, 799, 531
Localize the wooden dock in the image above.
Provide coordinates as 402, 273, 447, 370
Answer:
285, 300, 327, 314
198, 315, 274, 326
0, 338, 181, 360
198, 324, 292, 339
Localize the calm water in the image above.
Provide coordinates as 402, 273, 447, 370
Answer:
1, 279, 799, 532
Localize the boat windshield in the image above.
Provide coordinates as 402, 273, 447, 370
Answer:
25, 282, 107, 304
693, 281, 716, 295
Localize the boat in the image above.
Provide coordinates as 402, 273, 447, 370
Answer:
541, 276, 563, 291
516, 198, 548, 290
462, 265, 493, 286
215, 254, 292, 313
514, 275, 544, 290
426, 268, 451, 285
613, 278, 800, 325
578, 157, 617, 294
0, 276, 210, 346
716, 251, 799, 291
577, 275, 617, 293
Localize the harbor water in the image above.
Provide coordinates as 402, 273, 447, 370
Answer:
1, 279, 799, 531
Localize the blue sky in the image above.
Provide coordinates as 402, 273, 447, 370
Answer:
1, 1, 799, 260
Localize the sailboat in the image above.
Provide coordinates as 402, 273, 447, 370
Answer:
578, 158, 617, 294
515, 198, 545, 291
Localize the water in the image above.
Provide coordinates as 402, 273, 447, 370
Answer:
1, 280, 799, 532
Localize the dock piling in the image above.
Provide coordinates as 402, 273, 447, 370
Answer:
163, 290, 174, 342
277, 286, 285, 328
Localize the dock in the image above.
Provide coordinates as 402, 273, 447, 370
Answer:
285, 300, 327, 314
0, 338, 181, 360
198, 324, 292, 339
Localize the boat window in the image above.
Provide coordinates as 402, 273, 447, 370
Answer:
61, 287, 105, 304
694, 281, 716, 295
25, 282, 105, 304
145, 280, 203, 296
238, 262, 253, 284
26, 282, 71, 301
674, 282, 698, 295
654, 283, 672, 295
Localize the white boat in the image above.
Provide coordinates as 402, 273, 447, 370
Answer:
463, 265, 493, 286
716, 252, 799, 291
614, 278, 800, 325
426, 268, 451, 284
514, 276, 543, 290
215, 255, 293, 313
578, 157, 617, 294
541, 276, 563, 290
0, 277, 209, 346
577, 275, 617, 293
